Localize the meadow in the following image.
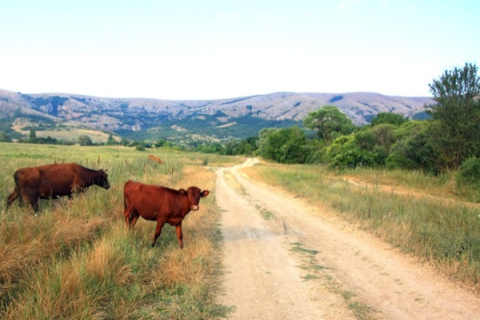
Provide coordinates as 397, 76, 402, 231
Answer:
243, 162, 480, 292
0, 142, 243, 319
12, 124, 121, 144
2, 142, 480, 319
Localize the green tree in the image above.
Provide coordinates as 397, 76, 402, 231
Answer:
29, 129, 37, 139
258, 127, 307, 163
427, 62, 480, 170
370, 112, 408, 126
325, 135, 375, 169
303, 105, 355, 145
106, 133, 117, 145
0, 131, 12, 142
386, 121, 440, 173
77, 135, 93, 146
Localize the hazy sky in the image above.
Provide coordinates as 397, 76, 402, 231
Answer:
1, 0, 479, 100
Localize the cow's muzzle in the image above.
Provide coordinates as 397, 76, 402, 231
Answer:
191, 205, 199, 211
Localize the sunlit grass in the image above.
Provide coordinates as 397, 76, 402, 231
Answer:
0, 142, 234, 319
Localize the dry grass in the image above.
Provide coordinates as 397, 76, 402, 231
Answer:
243, 162, 480, 293
0, 142, 229, 319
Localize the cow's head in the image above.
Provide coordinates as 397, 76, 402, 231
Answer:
95, 169, 110, 189
180, 186, 209, 211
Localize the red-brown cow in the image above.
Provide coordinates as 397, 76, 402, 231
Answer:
123, 180, 209, 248
148, 155, 163, 164
6, 163, 110, 213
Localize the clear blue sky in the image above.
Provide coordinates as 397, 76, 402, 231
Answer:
1, 0, 479, 100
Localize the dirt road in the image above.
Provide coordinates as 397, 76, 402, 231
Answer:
215, 158, 480, 320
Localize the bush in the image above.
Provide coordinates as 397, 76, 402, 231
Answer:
326, 135, 373, 169
458, 157, 480, 185
456, 157, 480, 202
330, 148, 375, 169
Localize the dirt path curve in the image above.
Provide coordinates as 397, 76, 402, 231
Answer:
215, 158, 480, 320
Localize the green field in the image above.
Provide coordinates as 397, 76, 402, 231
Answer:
12, 125, 121, 144
0, 142, 243, 319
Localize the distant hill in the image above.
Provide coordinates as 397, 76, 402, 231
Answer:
0, 89, 434, 142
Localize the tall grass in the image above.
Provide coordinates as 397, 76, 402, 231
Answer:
0, 142, 239, 319
244, 162, 480, 292
335, 166, 480, 202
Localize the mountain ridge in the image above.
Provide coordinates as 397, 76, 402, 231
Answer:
0, 88, 434, 141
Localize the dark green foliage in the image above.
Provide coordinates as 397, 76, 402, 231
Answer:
77, 135, 93, 146
371, 123, 396, 152
120, 138, 129, 146
386, 128, 440, 174
325, 135, 375, 169
116, 114, 298, 143
105, 133, 117, 145
456, 157, 480, 202
223, 137, 259, 156
370, 112, 408, 126
258, 127, 308, 163
427, 62, 480, 170
135, 143, 146, 151
330, 148, 375, 169
303, 105, 356, 145
458, 157, 480, 185
354, 129, 376, 152
195, 142, 224, 154
29, 129, 36, 139
0, 131, 12, 142
327, 123, 398, 169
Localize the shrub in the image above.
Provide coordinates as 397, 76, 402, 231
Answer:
330, 148, 375, 169
458, 157, 480, 185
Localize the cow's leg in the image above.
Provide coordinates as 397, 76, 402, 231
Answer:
6, 187, 20, 210
152, 220, 166, 247
124, 211, 131, 228
175, 223, 184, 249
32, 201, 39, 213
21, 191, 40, 214
130, 213, 140, 228
123, 205, 134, 228
25, 196, 39, 214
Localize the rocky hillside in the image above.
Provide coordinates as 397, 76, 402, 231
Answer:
0, 89, 434, 141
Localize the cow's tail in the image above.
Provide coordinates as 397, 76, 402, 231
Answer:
124, 190, 132, 216
124, 193, 128, 210
6, 172, 21, 210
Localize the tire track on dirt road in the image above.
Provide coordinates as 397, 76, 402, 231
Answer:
215, 158, 480, 320
215, 158, 354, 320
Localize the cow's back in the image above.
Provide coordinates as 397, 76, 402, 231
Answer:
16, 163, 82, 197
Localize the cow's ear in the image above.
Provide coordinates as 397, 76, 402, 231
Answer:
201, 190, 209, 197
179, 189, 187, 195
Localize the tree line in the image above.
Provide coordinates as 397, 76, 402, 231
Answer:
197, 63, 480, 184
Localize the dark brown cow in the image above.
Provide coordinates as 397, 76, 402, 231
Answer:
6, 163, 110, 213
123, 180, 209, 248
